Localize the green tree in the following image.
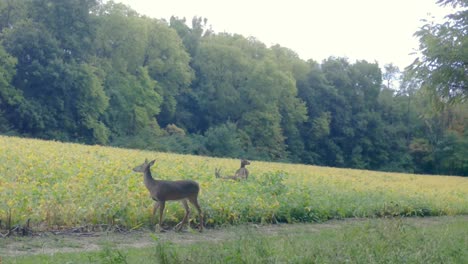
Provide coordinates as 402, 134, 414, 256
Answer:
240, 59, 289, 159
189, 34, 307, 160
170, 16, 212, 58
377, 88, 416, 172
66, 63, 109, 143
93, 2, 195, 146
413, 101, 468, 175
319, 58, 386, 169
29, 0, 98, 62
101, 67, 161, 138
189, 35, 251, 130
410, 0, 467, 105
3, 17, 108, 143
0, 44, 19, 132
94, 2, 147, 73
270, 45, 308, 162
0, 0, 27, 32
204, 122, 245, 157
434, 130, 468, 175
382, 63, 400, 90
143, 17, 193, 126
296, 60, 336, 164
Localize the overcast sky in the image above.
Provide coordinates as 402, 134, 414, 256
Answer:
114, 0, 453, 70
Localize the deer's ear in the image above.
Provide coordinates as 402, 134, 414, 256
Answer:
148, 160, 156, 166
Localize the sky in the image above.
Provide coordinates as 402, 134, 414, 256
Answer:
114, 0, 454, 70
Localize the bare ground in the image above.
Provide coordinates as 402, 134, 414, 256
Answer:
1, 216, 466, 257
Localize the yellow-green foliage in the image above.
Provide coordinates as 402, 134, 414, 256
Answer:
1, 135, 467, 229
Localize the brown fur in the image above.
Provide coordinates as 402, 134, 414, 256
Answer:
133, 159, 203, 232
215, 159, 250, 181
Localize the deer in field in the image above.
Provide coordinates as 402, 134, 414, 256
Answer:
215, 159, 251, 181
133, 159, 203, 232
215, 168, 241, 181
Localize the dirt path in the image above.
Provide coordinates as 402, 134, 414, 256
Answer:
1, 216, 466, 257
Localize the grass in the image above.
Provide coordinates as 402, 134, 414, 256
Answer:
1, 136, 467, 263
1, 135, 467, 231
2, 216, 467, 264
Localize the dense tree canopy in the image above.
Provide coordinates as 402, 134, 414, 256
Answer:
0, 0, 466, 176
410, 0, 467, 105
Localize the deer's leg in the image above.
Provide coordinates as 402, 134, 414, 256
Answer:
175, 199, 190, 232
151, 202, 160, 225
157, 201, 166, 232
188, 196, 203, 232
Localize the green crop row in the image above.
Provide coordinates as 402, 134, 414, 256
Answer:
1, 135, 467, 230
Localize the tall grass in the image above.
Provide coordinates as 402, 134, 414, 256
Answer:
4, 217, 468, 264
1, 135, 467, 230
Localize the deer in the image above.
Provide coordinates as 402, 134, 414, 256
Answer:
215, 159, 251, 181
132, 159, 203, 232
215, 167, 241, 181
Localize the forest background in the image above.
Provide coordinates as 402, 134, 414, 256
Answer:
0, 0, 466, 176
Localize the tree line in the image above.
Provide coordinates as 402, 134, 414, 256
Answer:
0, 0, 466, 175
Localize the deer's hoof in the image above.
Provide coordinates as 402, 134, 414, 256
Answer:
174, 224, 183, 232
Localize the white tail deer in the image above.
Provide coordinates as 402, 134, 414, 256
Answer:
215, 159, 251, 180
215, 168, 241, 181
133, 159, 203, 232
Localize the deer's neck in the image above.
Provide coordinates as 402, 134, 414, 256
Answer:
240, 163, 246, 168
143, 168, 157, 187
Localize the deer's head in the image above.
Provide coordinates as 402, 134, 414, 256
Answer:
241, 159, 251, 166
133, 159, 156, 172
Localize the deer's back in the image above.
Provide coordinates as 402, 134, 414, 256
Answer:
235, 168, 248, 178
150, 180, 200, 201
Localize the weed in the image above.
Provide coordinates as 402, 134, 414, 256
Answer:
92, 245, 128, 264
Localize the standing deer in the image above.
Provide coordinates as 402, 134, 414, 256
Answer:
215, 159, 251, 180
133, 159, 203, 232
